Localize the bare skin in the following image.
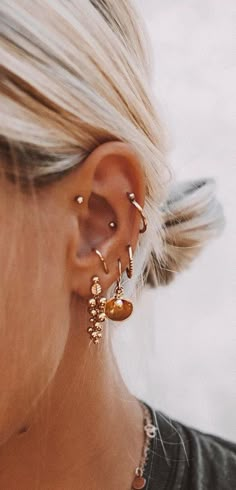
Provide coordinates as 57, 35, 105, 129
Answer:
0, 142, 147, 489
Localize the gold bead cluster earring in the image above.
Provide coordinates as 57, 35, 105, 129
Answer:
75, 192, 147, 345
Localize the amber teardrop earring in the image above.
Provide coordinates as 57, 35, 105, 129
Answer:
105, 258, 133, 321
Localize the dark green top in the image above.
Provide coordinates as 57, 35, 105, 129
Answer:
139, 398, 236, 489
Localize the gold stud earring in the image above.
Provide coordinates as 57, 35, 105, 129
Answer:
75, 195, 84, 204
87, 276, 107, 345
109, 221, 117, 229
105, 258, 133, 321
126, 244, 133, 279
127, 192, 147, 233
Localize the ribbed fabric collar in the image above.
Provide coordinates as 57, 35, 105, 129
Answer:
137, 398, 187, 490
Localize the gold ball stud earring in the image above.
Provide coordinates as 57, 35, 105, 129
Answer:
75, 195, 84, 204
109, 221, 117, 229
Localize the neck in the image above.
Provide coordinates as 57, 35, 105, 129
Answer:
0, 295, 145, 490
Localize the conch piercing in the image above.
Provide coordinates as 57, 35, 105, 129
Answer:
105, 258, 133, 321
108, 221, 117, 229
87, 276, 107, 345
127, 192, 147, 233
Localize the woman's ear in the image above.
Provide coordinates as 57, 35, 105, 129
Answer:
63, 141, 146, 298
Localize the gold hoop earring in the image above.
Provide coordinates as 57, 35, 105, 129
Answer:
127, 192, 147, 233
92, 248, 109, 274
126, 244, 133, 279
105, 258, 133, 321
87, 276, 107, 345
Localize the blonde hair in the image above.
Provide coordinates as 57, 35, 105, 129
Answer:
0, 0, 224, 301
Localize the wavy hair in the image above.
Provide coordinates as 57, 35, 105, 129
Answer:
0, 0, 224, 302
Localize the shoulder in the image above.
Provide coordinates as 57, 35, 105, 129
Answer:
155, 408, 236, 490
141, 400, 236, 490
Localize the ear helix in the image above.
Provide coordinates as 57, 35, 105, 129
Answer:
75, 191, 147, 345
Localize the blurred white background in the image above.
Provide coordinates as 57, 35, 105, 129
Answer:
112, 0, 236, 441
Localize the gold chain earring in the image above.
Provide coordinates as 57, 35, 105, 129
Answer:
87, 276, 107, 345
105, 258, 133, 321
87, 249, 109, 345
127, 192, 147, 233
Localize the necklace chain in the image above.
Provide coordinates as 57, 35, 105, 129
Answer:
131, 401, 157, 488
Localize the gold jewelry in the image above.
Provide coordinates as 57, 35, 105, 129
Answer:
92, 248, 109, 274
87, 276, 107, 344
108, 221, 117, 229
131, 401, 158, 489
127, 192, 147, 233
126, 244, 133, 279
75, 195, 84, 204
75, 192, 147, 234
105, 258, 133, 321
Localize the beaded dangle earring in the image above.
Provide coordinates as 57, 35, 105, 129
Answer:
87, 249, 109, 345
87, 277, 107, 344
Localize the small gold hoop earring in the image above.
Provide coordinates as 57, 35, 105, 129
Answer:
92, 248, 109, 274
126, 244, 133, 279
127, 192, 147, 233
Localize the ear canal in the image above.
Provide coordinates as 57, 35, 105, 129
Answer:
144, 178, 225, 287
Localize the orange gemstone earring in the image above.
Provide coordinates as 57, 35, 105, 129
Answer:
105, 258, 133, 321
